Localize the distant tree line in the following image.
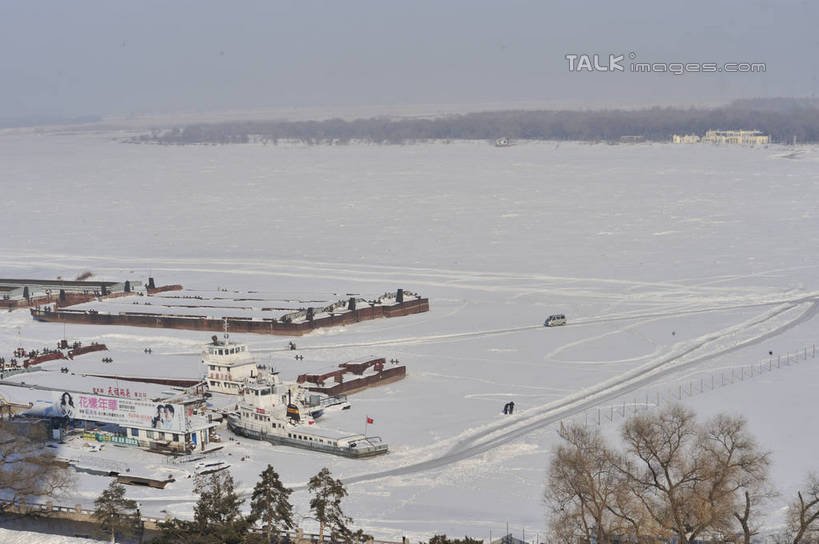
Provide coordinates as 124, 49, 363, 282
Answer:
129, 99, 819, 145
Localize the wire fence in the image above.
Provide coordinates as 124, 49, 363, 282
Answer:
567, 344, 817, 428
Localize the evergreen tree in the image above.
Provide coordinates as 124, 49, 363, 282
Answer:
308, 467, 353, 542
193, 470, 247, 542
157, 470, 252, 544
249, 464, 295, 542
193, 471, 243, 528
93, 480, 139, 544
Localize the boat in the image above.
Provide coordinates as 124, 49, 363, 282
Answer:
202, 334, 349, 417
202, 334, 262, 395
194, 461, 230, 475
225, 381, 387, 458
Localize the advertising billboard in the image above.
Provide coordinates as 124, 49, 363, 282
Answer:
47, 391, 187, 432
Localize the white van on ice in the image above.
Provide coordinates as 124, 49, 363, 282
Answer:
544, 314, 567, 327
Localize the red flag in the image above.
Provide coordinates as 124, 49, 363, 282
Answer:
366, 417, 374, 424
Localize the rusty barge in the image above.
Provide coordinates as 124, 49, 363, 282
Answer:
297, 358, 406, 396
30, 289, 429, 336
0, 277, 181, 310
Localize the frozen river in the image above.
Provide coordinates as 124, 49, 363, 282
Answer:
1, 131, 819, 539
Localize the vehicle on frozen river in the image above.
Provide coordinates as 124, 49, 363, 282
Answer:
544, 314, 567, 327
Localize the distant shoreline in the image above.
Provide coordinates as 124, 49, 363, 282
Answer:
125, 98, 819, 145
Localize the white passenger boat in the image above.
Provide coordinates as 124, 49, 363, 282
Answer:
226, 381, 387, 458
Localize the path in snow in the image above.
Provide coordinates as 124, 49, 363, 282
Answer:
330, 300, 818, 488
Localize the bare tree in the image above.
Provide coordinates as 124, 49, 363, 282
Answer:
546, 422, 640, 544
699, 414, 773, 544
785, 474, 819, 544
617, 406, 771, 544
617, 405, 704, 544
0, 419, 73, 511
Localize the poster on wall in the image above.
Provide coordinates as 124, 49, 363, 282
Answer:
46, 391, 187, 432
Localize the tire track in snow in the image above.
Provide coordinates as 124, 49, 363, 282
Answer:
327, 300, 818, 488
159, 293, 819, 356
243, 293, 819, 354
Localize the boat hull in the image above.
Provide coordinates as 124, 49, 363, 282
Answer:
226, 418, 387, 458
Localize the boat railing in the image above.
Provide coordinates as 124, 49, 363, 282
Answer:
314, 394, 348, 408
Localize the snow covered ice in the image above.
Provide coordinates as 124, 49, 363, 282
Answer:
1, 130, 819, 539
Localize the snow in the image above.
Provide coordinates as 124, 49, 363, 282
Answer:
1, 132, 819, 540
0, 528, 98, 544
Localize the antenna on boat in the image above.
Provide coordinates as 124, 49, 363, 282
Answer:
223, 318, 229, 344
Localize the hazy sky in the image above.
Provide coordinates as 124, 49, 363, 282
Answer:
1, 1, 817, 120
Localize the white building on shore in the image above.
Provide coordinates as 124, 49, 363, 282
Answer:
673, 130, 770, 145
701, 130, 770, 145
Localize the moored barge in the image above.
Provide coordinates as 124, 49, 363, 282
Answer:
30, 289, 428, 336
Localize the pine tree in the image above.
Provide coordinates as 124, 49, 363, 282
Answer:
193, 470, 247, 543
155, 470, 254, 544
93, 480, 139, 544
308, 467, 353, 542
250, 464, 295, 542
